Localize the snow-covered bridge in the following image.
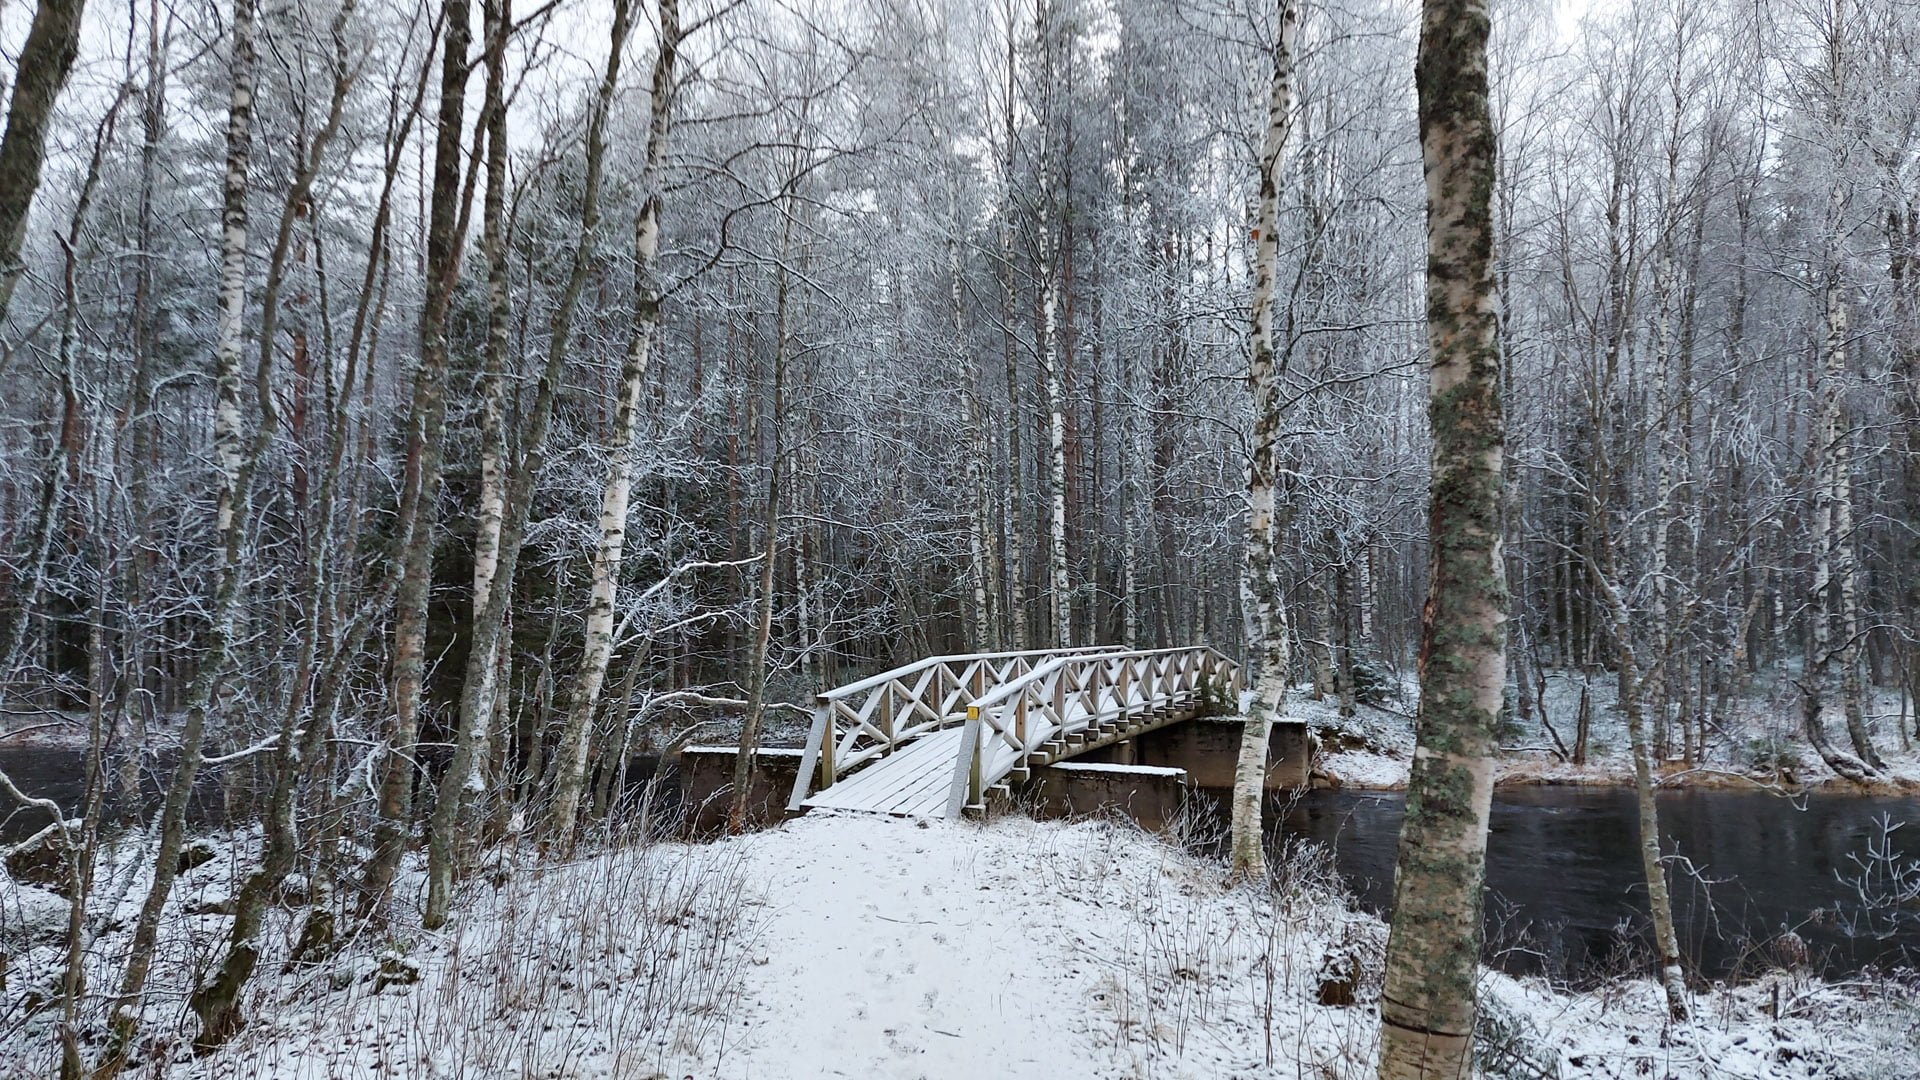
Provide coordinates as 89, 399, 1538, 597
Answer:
787, 646, 1242, 818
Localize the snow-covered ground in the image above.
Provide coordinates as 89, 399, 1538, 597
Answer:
13, 812, 1908, 1079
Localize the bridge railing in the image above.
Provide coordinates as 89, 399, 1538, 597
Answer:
787, 646, 1124, 810
945, 646, 1240, 816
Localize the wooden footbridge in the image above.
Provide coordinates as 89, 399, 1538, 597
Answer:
787, 646, 1240, 819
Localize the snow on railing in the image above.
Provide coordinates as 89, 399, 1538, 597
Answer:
787, 646, 1125, 811
944, 646, 1240, 816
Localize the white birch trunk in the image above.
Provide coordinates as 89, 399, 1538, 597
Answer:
546, 0, 680, 850
1229, 0, 1297, 884
1375, 0, 1506, 1072
1804, 259, 1878, 784
430, 0, 633, 916
951, 179, 996, 650
1830, 370, 1878, 768
467, 0, 513, 800
109, 0, 258, 1055
1040, 248, 1070, 647
1357, 544, 1374, 648
1621, 669, 1691, 1019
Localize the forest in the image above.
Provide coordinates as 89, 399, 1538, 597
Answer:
0, 0, 1916, 1075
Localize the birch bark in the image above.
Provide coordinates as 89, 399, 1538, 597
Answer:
106, 1, 260, 1063
549, 0, 683, 851
189, 3, 356, 1049
1040, 251, 1070, 647
430, 0, 634, 918
364, 0, 474, 914
1376, 0, 1506, 1073
1229, 0, 1297, 884
1034, 6, 1070, 650
468, 0, 513, 782
1804, 265, 1879, 783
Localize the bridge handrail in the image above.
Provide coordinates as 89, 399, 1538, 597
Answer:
787, 645, 1133, 810
819, 645, 1121, 702
964, 646, 1205, 711
945, 646, 1240, 816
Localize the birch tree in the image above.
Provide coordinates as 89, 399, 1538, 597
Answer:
1034, 0, 1071, 648
1229, 0, 1297, 884
105, 0, 261, 1064
188, 3, 360, 1047
363, 0, 474, 914
1376, 0, 1506, 1074
466, 0, 514, 836
426, 0, 637, 925
1798, 0, 1885, 784
548, 0, 684, 853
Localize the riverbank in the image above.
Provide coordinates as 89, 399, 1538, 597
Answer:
1316, 743, 1920, 795
12, 812, 1907, 1079
1287, 670, 1920, 796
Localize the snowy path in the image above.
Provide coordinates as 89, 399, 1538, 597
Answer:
706, 813, 1153, 1078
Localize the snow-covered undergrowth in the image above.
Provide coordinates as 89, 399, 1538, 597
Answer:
8, 811, 1915, 1078
1482, 969, 1918, 1080
197, 839, 761, 1078
1, 816, 762, 1079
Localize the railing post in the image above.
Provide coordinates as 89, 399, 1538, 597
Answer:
821, 717, 835, 786
790, 701, 834, 810
947, 706, 985, 816
880, 687, 896, 754
968, 724, 984, 807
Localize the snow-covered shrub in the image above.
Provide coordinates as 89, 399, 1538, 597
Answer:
1742, 734, 1805, 774
1474, 984, 1563, 1080
1347, 654, 1396, 709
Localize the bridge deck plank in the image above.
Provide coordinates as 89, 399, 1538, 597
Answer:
803, 728, 962, 815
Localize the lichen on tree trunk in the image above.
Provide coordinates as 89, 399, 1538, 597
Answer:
1375, 0, 1506, 1074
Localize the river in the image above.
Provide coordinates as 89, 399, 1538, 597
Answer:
1263, 786, 1920, 983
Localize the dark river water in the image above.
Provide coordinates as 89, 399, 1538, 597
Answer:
1264, 787, 1920, 983
0, 743, 227, 842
